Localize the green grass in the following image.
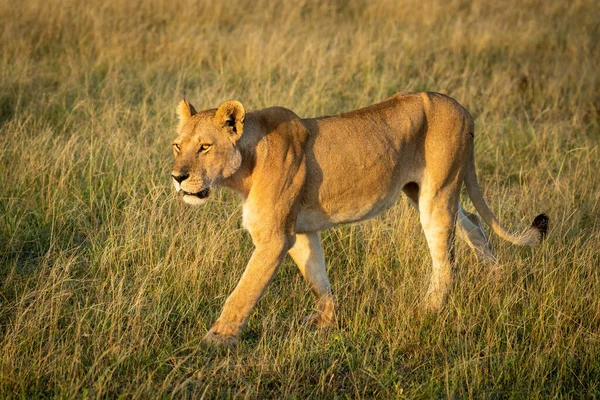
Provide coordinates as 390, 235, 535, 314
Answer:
1, 0, 599, 397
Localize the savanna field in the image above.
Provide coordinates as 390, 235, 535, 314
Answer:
1, 0, 599, 397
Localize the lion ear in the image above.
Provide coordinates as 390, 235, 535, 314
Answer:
214, 100, 245, 141
176, 99, 196, 130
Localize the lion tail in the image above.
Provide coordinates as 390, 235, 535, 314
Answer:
464, 148, 548, 246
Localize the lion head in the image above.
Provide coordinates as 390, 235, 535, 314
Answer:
171, 99, 245, 205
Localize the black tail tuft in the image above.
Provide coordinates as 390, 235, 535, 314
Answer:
531, 214, 549, 240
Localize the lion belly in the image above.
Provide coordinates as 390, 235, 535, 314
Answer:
295, 186, 403, 233
295, 153, 415, 233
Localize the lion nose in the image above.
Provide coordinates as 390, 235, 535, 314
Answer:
171, 173, 189, 184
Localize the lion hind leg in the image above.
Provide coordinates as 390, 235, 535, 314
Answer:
457, 204, 498, 266
288, 232, 335, 327
404, 183, 497, 268
419, 188, 458, 313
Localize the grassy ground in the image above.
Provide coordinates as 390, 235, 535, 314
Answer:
1, 0, 599, 397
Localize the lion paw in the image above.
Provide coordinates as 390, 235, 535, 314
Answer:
422, 290, 446, 314
304, 312, 335, 328
202, 330, 238, 347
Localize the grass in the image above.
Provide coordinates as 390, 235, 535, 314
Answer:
1, 0, 599, 397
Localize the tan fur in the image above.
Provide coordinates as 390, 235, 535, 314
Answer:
171, 92, 547, 346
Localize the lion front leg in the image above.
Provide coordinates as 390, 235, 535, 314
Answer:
203, 235, 292, 346
288, 232, 335, 327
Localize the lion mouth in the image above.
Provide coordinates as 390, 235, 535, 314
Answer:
183, 188, 210, 199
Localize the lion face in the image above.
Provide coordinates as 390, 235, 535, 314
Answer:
171, 99, 245, 206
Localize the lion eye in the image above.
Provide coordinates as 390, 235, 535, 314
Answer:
173, 143, 181, 153
199, 144, 212, 153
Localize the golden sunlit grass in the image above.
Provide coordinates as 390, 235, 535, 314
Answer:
1, 0, 599, 397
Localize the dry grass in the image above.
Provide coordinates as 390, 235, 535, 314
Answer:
1, 0, 599, 397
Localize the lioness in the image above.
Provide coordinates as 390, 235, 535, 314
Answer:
171, 92, 548, 346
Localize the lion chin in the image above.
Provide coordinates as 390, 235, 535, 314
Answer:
181, 188, 211, 206
182, 195, 208, 206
